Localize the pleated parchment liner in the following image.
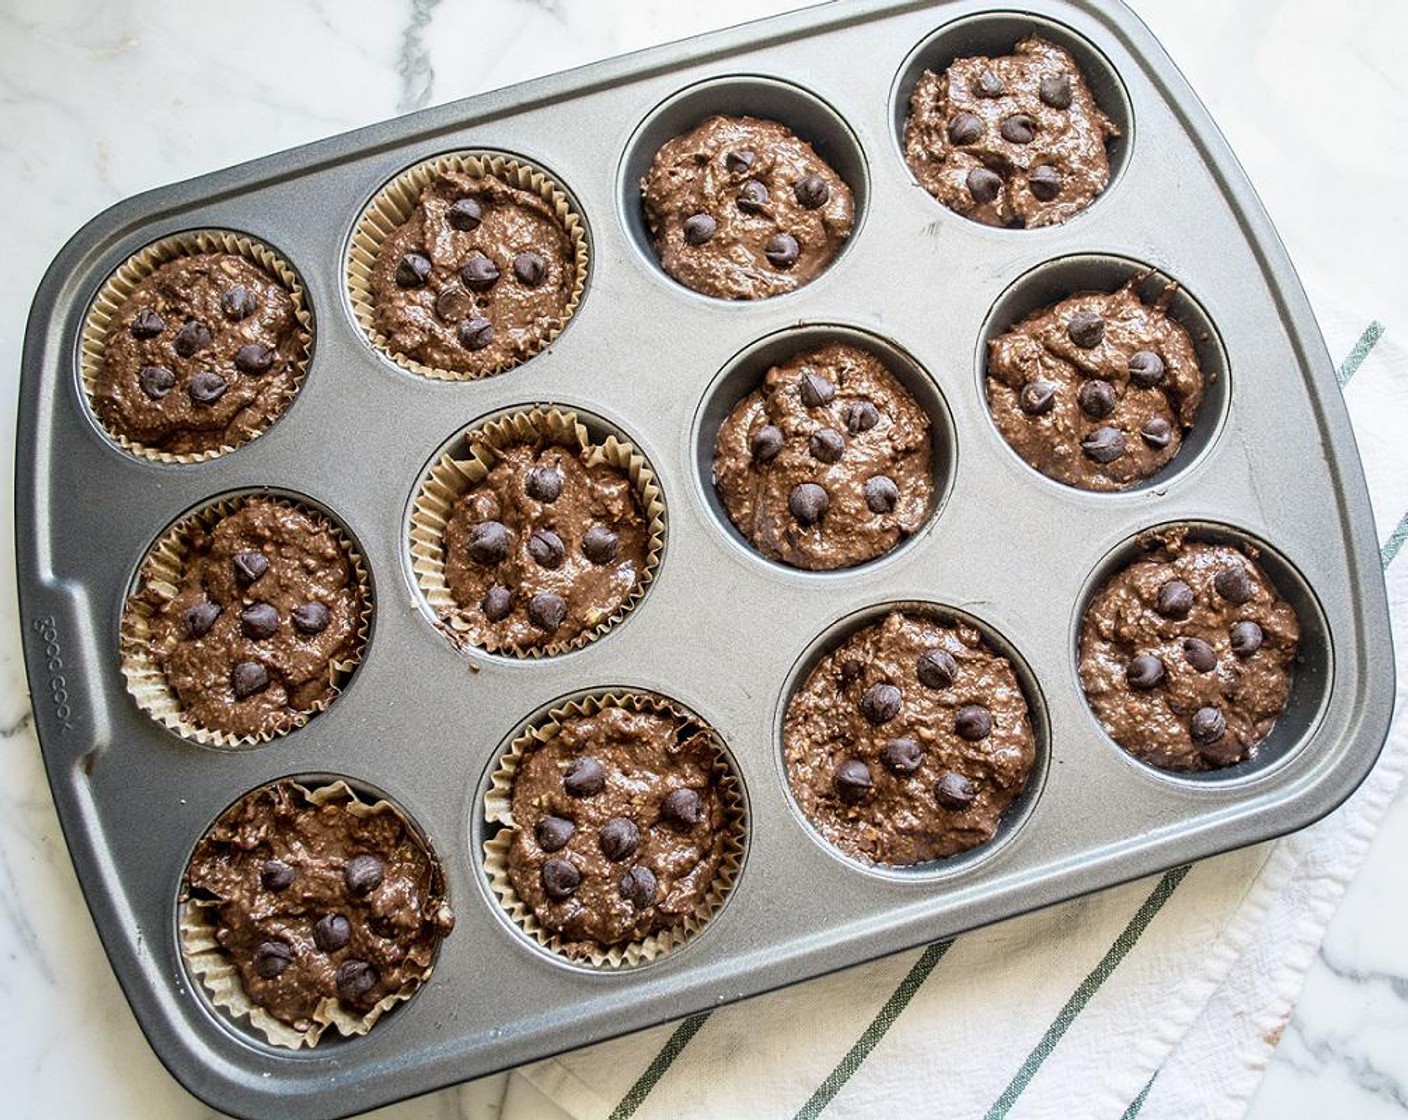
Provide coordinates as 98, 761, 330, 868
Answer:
410, 406, 665, 658
119, 494, 372, 748
347, 151, 589, 381
79, 229, 313, 464
483, 691, 747, 969
179, 779, 451, 1050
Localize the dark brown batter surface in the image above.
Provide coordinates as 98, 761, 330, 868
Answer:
641, 115, 854, 300
442, 438, 649, 652
136, 499, 365, 739
904, 36, 1117, 228
506, 704, 729, 957
1079, 536, 1300, 772
784, 612, 1036, 866
713, 343, 934, 570
986, 281, 1205, 490
94, 252, 302, 454
183, 782, 454, 1034
370, 170, 576, 375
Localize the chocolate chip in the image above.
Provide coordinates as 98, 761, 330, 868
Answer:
234, 550, 268, 585
619, 866, 657, 908
335, 959, 378, 1000
1214, 564, 1255, 605
1135, 418, 1171, 450
468, 520, 511, 565
1190, 706, 1227, 745
395, 253, 432, 288
130, 308, 165, 338
789, 482, 829, 526
1020, 380, 1057, 416
954, 704, 993, 741
1230, 620, 1264, 657
1183, 637, 1218, 672
1126, 654, 1165, 690
1128, 350, 1166, 388
839, 659, 865, 687
292, 601, 330, 634
598, 817, 640, 862
436, 287, 472, 321
138, 365, 175, 400
750, 424, 785, 463
810, 428, 845, 463
1067, 310, 1105, 349
882, 737, 924, 775
864, 475, 900, 514
833, 759, 874, 804
458, 317, 494, 350
222, 284, 257, 320
765, 233, 800, 269
799, 372, 835, 407
847, 401, 880, 433
947, 112, 983, 145
528, 592, 567, 632
540, 860, 580, 900
737, 180, 769, 213
1029, 164, 1062, 200
528, 528, 566, 570
314, 914, 352, 953
860, 682, 902, 725
481, 585, 513, 622
460, 254, 500, 290
564, 757, 607, 798
260, 859, 295, 892
344, 854, 384, 895
184, 601, 221, 638
1001, 114, 1036, 144
1078, 379, 1117, 419
231, 661, 269, 699
661, 788, 703, 831
188, 370, 227, 405
967, 167, 1002, 205
1039, 73, 1073, 109
535, 815, 574, 852
724, 149, 755, 173
173, 320, 212, 357
240, 602, 279, 640
1081, 426, 1126, 463
934, 771, 977, 810
447, 197, 483, 231
513, 251, 548, 287
974, 67, 1005, 97
234, 342, 276, 374
253, 940, 294, 979
794, 174, 830, 209
1157, 579, 1194, 618
917, 648, 958, 689
582, 525, 620, 565
525, 466, 564, 503
683, 213, 717, 245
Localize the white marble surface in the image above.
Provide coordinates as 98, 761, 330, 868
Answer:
2, 1, 1405, 1117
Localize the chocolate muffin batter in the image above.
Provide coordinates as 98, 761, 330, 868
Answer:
784, 612, 1036, 865
94, 252, 303, 455
134, 499, 365, 739
714, 343, 933, 570
904, 36, 1117, 228
505, 704, 731, 957
1079, 535, 1300, 771
986, 280, 1205, 490
441, 437, 649, 652
641, 115, 854, 300
369, 170, 576, 376
183, 781, 454, 1035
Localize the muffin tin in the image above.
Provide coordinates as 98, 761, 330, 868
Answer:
14, 1, 1393, 1116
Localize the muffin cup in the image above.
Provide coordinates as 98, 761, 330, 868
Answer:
80, 229, 313, 464
482, 691, 745, 968
409, 406, 665, 657
347, 152, 589, 381
179, 779, 451, 1049
119, 494, 372, 748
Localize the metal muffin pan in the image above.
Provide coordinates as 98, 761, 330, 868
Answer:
13, 0, 1393, 1116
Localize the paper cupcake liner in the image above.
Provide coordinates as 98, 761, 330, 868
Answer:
179, 779, 452, 1049
409, 406, 665, 658
347, 152, 589, 381
483, 690, 746, 969
80, 229, 313, 464
119, 494, 372, 748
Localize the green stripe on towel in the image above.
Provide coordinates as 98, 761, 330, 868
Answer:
608, 1012, 712, 1120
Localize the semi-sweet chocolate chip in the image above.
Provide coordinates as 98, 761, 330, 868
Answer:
833, 758, 874, 804
661, 788, 703, 831
954, 704, 993, 741
860, 682, 903, 725
1126, 654, 1165, 690
564, 757, 607, 798
535, 815, 575, 852
344, 854, 384, 895
598, 817, 640, 862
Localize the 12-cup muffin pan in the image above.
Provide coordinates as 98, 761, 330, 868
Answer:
14, 0, 1393, 1116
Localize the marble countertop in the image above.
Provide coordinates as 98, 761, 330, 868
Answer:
3, 1, 1405, 1117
